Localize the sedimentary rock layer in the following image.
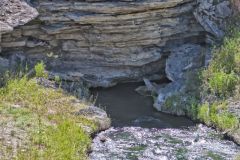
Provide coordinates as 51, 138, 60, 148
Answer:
1, 0, 205, 87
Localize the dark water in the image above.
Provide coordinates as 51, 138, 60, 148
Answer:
92, 82, 194, 128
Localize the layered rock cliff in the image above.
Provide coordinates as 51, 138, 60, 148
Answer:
1, 0, 206, 87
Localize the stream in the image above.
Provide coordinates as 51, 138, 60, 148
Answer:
90, 83, 239, 160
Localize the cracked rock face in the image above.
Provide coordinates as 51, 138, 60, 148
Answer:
0, 0, 205, 87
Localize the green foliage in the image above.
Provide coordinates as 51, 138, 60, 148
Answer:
202, 27, 240, 99
0, 63, 96, 160
192, 26, 240, 133
198, 104, 211, 124
34, 61, 48, 78
164, 94, 181, 109
17, 120, 90, 160
211, 29, 240, 74
54, 75, 61, 84
198, 103, 239, 131
163, 94, 186, 116
215, 112, 239, 130
44, 120, 90, 160
186, 97, 200, 120
207, 71, 238, 97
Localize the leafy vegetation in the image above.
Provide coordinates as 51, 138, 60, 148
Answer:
202, 27, 240, 98
198, 103, 238, 130
0, 62, 96, 160
34, 61, 48, 78
207, 71, 238, 97
196, 24, 240, 132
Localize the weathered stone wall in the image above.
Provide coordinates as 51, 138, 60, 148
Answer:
0, 0, 206, 87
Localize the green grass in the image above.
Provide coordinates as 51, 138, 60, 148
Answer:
34, 61, 48, 78
198, 103, 239, 131
17, 119, 91, 160
0, 63, 97, 160
195, 24, 240, 132
202, 27, 240, 98
207, 71, 238, 97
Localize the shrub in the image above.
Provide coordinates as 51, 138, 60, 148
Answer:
34, 61, 48, 78
208, 71, 238, 97
198, 103, 211, 125
198, 103, 239, 131
202, 26, 240, 99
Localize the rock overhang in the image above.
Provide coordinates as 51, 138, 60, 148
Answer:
0, 0, 222, 87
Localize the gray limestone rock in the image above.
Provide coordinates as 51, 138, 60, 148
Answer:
153, 44, 205, 115
215, 1, 232, 18
194, 0, 232, 39
165, 44, 204, 81
0, 0, 38, 34
77, 106, 111, 131
153, 80, 186, 115
1, 0, 205, 87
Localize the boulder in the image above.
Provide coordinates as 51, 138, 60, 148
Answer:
165, 44, 204, 81
215, 1, 233, 18
228, 128, 240, 145
77, 106, 111, 132
153, 80, 186, 115
0, 0, 38, 34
